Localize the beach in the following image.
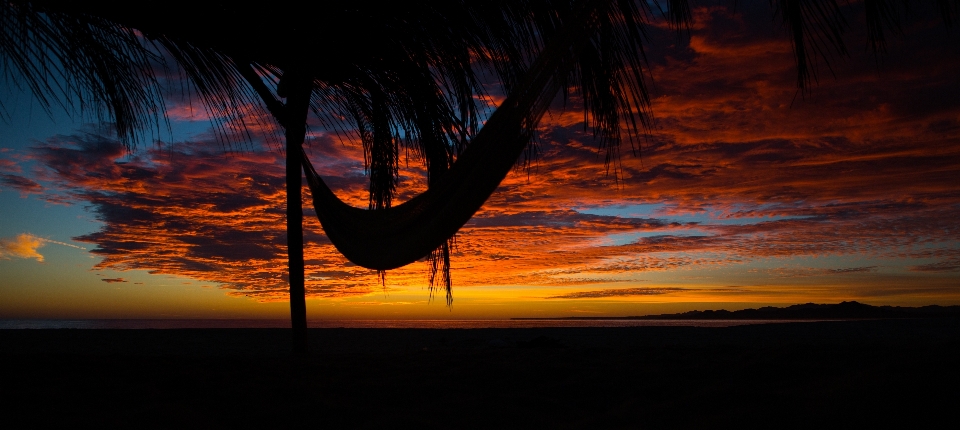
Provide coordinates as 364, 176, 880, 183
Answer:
2, 319, 958, 428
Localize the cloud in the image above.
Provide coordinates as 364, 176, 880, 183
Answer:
101, 278, 128, 283
546, 287, 685, 299
0, 158, 19, 172
761, 266, 880, 278
826, 266, 878, 274
17, 3, 960, 305
0, 234, 45, 262
37, 238, 86, 250
909, 261, 960, 273
0, 174, 43, 196
25, 133, 383, 301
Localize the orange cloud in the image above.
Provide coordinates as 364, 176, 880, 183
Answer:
0, 233, 45, 262
19, 3, 960, 309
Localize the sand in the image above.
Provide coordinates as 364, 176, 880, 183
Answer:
2, 319, 958, 429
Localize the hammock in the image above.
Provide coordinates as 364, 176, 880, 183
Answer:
301, 100, 542, 270
301, 11, 590, 270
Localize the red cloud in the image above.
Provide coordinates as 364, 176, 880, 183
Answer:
22, 4, 960, 305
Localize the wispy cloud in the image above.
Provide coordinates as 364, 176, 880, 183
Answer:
909, 261, 960, 273
827, 267, 877, 274
0, 174, 43, 196
37, 238, 85, 250
546, 287, 685, 299
759, 266, 880, 278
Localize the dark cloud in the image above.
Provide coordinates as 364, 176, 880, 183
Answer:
18, 3, 960, 304
827, 266, 878, 274
0, 173, 43, 195
547, 287, 685, 299
468, 209, 664, 230
909, 261, 960, 273
100, 278, 127, 283
28, 133, 376, 300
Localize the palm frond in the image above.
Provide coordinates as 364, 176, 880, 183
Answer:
152, 38, 281, 151
654, 0, 693, 39
1, 1, 165, 146
864, 0, 907, 56
771, 0, 848, 90
939, 0, 960, 27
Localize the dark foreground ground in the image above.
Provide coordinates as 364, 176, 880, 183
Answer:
2, 319, 958, 429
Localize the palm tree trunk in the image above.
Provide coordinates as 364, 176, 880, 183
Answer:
235, 64, 312, 353
284, 75, 312, 354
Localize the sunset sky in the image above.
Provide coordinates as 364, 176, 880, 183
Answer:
2, 3, 959, 320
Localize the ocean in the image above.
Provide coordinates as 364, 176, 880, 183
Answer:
0, 318, 805, 329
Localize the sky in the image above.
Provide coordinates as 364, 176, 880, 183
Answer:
1, 3, 959, 320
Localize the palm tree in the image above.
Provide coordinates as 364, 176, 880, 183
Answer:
3, 0, 656, 351
3, 0, 957, 352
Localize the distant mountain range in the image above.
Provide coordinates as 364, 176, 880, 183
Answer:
516, 301, 960, 320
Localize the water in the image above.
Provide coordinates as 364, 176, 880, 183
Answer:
0, 319, 808, 329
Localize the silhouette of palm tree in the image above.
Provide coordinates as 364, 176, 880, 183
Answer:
3, 1, 957, 352
2, 1, 656, 350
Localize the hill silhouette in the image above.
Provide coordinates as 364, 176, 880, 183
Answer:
518, 301, 960, 320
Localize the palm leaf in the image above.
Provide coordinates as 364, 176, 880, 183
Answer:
1, 1, 165, 145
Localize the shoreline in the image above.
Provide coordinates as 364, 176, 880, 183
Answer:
0, 317, 837, 330
3, 318, 958, 354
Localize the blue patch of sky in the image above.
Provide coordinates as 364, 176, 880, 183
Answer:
3, 80, 226, 147
0, 192, 99, 242
163, 117, 216, 143
575, 203, 809, 226
595, 229, 712, 246
1, 86, 83, 152
1, 85, 113, 244
1, 86, 94, 245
